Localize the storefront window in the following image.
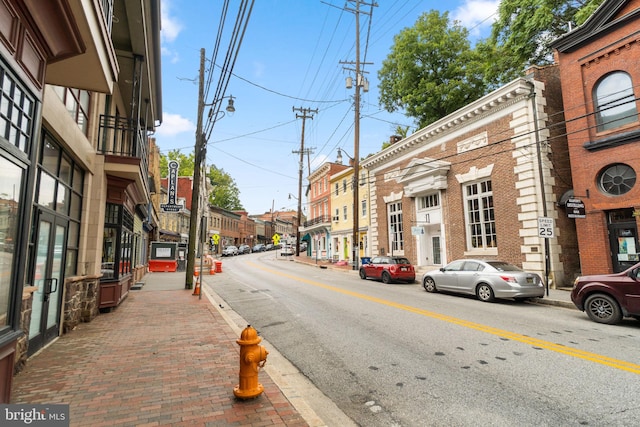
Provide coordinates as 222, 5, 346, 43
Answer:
0, 157, 23, 329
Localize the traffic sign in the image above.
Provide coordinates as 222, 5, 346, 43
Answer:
272, 234, 280, 245
538, 217, 555, 238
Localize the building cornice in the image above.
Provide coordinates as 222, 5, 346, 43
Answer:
361, 79, 532, 171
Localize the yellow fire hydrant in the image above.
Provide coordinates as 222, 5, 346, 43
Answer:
233, 325, 268, 399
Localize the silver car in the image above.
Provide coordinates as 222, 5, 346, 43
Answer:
222, 245, 238, 256
422, 259, 544, 302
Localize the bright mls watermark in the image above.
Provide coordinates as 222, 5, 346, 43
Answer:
0, 404, 69, 426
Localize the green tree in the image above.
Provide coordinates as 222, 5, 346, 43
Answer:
490, 0, 605, 69
159, 150, 195, 177
208, 165, 243, 210
378, 10, 488, 128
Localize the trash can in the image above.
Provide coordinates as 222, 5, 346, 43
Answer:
361, 257, 371, 265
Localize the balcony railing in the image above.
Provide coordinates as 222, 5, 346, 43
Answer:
303, 215, 331, 228
98, 114, 149, 178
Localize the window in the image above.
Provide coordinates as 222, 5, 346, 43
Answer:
37, 134, 84, 275
464, 180, 496, 250
388, 202, 403, 252
335, 183, 339, 196
0, 67, 35, 153
361, 199, 367, 217
598, 163, 636, 196
343, 179, 347, 193
594, 72, 638, 132
51, 86, 91, 135
343, 205, 348, 220
419, 193, 439, 209
102, 203, 134, 280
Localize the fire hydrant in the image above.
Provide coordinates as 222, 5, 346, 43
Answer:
233, 325, 268, 399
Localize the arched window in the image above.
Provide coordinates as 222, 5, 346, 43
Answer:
593, 71, 638, 132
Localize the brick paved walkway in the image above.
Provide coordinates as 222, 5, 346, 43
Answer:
11, 283, 308, 427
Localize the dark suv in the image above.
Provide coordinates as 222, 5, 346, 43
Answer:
238, 244, 251, 254
571, 262, 640, 324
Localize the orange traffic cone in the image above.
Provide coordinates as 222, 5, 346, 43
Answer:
192, 277, 201, 296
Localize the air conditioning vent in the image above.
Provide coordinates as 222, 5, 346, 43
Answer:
333, 216, 339, 221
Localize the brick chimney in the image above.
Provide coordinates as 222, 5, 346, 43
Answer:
389, 135, 402, 145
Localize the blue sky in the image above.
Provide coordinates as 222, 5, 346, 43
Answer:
155, 0, 500, 215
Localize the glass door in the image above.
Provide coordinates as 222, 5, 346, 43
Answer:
28, 210, 67, 356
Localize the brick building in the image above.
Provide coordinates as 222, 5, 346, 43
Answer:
551, 0, 640, 274
361, 67, 579, 286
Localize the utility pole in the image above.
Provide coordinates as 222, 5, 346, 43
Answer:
186, 48, 206, 289
341, 0, 376, 270
292, 107, 318, 256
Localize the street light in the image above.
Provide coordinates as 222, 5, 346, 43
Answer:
337, 148, 360, 270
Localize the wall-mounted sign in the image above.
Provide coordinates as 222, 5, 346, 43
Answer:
566, 198, 586, 219
161, 160, 184, 212
411, 226, 425, 235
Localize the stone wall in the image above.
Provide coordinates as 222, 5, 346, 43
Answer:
15, 287, 36, 374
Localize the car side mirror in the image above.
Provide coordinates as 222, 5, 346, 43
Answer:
440, 267, 445, 272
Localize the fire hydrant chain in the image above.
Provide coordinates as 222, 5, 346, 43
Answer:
233, 325, 268, 399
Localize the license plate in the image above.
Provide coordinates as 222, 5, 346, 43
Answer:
401, 267, 407, 271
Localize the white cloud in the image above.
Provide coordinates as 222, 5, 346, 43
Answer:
155, 113, 195, 137
451, 1, 500, 37
161, 0, 182, 43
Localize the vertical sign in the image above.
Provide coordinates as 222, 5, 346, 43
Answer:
161, 160, 184, 212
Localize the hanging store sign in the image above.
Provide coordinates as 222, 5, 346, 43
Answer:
566, 198, 585, 218
161, 160, 184, 212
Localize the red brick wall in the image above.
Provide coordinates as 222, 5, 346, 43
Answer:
554, 2, 640, 274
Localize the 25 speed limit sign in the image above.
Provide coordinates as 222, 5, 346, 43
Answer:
538, 217, 555, 238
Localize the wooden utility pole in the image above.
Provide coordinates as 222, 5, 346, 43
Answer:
186, 48, 206, 289
292, 107, 318, 256
341, 0, 376, 270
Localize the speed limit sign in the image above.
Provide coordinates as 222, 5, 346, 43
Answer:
538, 217, 555, 238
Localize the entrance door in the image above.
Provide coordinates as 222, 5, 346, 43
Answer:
608, 208, 639, 273
28, 210, 67, 356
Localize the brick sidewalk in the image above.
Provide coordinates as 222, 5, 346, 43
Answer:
11, 285, 308, 427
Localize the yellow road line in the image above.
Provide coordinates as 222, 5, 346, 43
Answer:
250, 261, 640, 375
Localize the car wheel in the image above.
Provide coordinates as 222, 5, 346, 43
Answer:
423, 277, 437, 293
381, 271, 391, 284
359, 269, 367, 280
585, 293, 622, 324
476, 283, 495, 302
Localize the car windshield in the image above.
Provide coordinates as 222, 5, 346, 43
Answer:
391, 257, 410, 265
487, 261, 522, 272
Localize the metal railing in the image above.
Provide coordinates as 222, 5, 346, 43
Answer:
98, 114, 149, 178
302, 215, 331, 228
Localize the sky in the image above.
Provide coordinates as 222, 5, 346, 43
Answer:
155, 0, 501, 216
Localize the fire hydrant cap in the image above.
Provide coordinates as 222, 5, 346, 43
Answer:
237, 325, 262, 345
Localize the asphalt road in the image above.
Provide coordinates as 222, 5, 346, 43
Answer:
209, 252, 640, 427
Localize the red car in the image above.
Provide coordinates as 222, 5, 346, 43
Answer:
359, 256, 415, 284
571, 262, 640, 324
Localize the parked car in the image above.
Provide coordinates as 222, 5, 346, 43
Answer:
252, 244, 266, 252
238, 244, 251, 254
571, 262, 640, 325
265, 244, 274, 251
300, 241, 307, 251
281, 244, 294, 256
222, 245, 239, 256
359, 256, 415, 284
422, 259, 544, 302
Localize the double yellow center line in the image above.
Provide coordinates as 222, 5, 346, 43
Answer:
251, 261, 640, 375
